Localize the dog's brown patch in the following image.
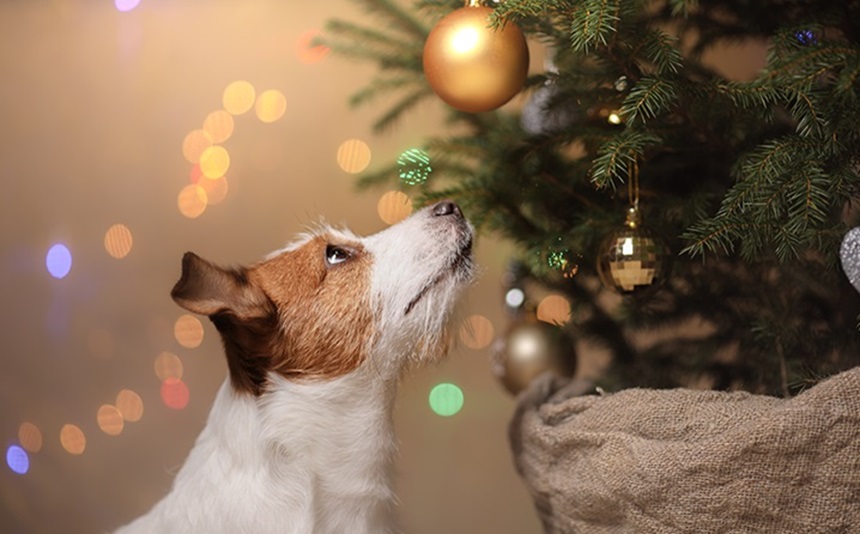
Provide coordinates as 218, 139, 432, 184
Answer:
171, 234, 374, 396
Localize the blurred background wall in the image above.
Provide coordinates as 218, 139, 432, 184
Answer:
0, 1, 543, 532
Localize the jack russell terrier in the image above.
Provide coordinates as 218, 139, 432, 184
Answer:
115, 200, 474, 534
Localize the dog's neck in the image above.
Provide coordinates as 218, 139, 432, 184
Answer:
120, 368, 401, 534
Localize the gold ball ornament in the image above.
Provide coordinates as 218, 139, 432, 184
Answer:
492, 316, 576, 395
423, 5, 529, 113
597, 206, 669, 294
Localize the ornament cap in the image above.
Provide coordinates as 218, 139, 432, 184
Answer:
625, 205, 641, 229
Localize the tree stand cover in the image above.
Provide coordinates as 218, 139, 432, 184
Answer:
509, 370, 860, 533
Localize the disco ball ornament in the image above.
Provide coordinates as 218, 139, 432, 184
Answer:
597, 206, 669, 294
840, 226, 860, 295
492, 315, 576, 395
423, 4, 529, 113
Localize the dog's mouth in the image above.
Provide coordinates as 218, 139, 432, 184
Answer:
404, 235, 473, 316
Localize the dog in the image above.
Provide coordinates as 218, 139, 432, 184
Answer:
114, 200, 474, 534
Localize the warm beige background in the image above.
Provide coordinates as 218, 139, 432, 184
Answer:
0, 1, 542, 532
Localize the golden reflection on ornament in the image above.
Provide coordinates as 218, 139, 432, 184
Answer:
199, 145, 230, 179
60, 424, 86, 455
97, 405, 124, 436
177, 184, 208, 219
155, 351, 184, 381
459, 314, 495, 349
377, 191, 413, 225
18, 422, 43, 453
174, 314, 204, 348
202, 110, 235, 144
536, 294, 571, 325
200, 175, 228, 205
255, 89, 287, 123
116, 389, 144, 422
336, 139, 372, 174
223, 80, 256, 115
87, 327, 114, 360
182, 129, 213, 164
104, 223, 133, 259
296, 29, 330, 64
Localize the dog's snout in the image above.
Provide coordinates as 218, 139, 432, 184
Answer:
431, 200, 462, 218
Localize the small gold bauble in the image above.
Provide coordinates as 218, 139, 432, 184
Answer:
597, 207, 668, 294
423, 5, 529, 113
492, 317, 576, 395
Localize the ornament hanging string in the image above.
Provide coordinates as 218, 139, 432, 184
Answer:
628, 154, 640, 213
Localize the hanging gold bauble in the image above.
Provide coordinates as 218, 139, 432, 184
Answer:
492, 315, 576, 395
423, 4, 529, 113
597, 206, 669, 294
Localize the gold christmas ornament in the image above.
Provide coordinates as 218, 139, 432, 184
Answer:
423, 2, 529, 113
492, 315, 576, 395
597, 205, 668, 294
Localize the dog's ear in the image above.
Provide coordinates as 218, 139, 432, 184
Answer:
171, 252, 270, 319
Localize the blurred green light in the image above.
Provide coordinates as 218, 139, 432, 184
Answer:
429, 383, 464, 417
398, 148, 431, 185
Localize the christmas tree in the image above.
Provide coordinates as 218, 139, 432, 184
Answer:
322, 0, 860, 396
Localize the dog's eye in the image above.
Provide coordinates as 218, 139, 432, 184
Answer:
325, 245, 352, 266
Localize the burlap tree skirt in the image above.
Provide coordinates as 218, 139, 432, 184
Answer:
509, 368, 860, 533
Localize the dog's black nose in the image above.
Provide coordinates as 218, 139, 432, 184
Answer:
432, 200, 462, 218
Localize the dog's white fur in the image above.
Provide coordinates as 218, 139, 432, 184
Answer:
115, 202, 474, 534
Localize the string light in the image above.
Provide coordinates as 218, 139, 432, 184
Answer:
536, 294, 571, 325
223, 80, 256, 116
116, 389, 144, 422
336, 139, 372, 174
255, 89, 287, 123
429, 383, 465, 417
174, 314, 204, 348
6, 445, 29, 475
161, 378, 190, 410
377, 191, 412, 225
60, 424, 86, 455
459, 314, 495, 349
104, 224, 133, 259
46, 244, 72, 279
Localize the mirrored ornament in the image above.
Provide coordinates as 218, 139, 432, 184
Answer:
597, 206, 669, 294
492, 315, 576, 395
840, 227, 860, 295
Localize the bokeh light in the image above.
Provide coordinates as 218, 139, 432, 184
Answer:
174, 314, 204, 348
429, 383, 464, 417
155, 351, 184, 381
116, 389, 144, 422
536, 294, 571, 325
296, 29, 330, 64
459, 314, 495, 349
199, 145, 230, 179
336, 138, 372, 174
104, 223, 133, 259
505, 288, 525, 308
377, 191, 413, 225
255, 89, 287, 123
97, 405, 124, 436
60, 424, 86, 455
18, 422, 42, 453
6, 445, 29, 475
202, 109, 235, 144
114, 0, 141, 12
177, 184, 208, 219
200, 175, 229, 205
223, 80, 256, 115
182, 129, 213, 164
398, 148, 432, 185
46, 244, 72, 279
189, 164, 203, 184
161, 378, 190, 410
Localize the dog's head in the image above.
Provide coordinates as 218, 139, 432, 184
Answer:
170, 201, 474, 395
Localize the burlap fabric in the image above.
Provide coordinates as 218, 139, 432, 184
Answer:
509, 368, 860, 533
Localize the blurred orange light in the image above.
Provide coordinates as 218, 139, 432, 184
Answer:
199, 145, 230, 179
104, 223, 133, 259
200, 175, 228, 205
60, 424, 86, 455
537, 294, 571, 325
174, 314, 204, 348
116, 389, 144, 422
161, 378, 190, 410
154, 351, 184, 381
177, 184, 208, 219
459, 314, 495, 350
182, 129, 213, 164
223, 80, 256, 116
203, 109, 235, 144
18, 422, 43, 453
255, 89, 287, 123
189, 164, 203, 184
336, 139, 372, 174
296, 29, 330, 64
377, 191, 412, 225
97, 405, 124, 436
